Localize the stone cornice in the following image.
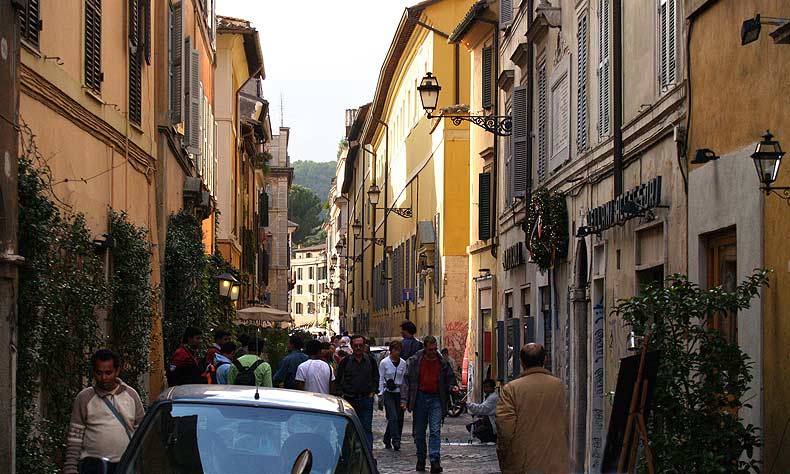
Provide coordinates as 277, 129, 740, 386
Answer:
20, 64, 156, 177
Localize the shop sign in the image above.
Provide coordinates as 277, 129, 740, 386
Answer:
586, 176, 663, 234
503, 242, 525, 271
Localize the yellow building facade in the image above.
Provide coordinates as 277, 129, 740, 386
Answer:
343, 0, 474, 367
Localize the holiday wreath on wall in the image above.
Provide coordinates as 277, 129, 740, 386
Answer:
524, 188, 569, 272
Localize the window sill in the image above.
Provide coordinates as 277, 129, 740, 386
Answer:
130, 122, 145, 134
82, 87, 104, 105
21, 40, 41, 57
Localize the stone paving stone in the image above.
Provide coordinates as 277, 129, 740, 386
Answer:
371, 404, 501, 474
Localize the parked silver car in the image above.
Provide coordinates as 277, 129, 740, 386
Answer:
114, 385, 377, 474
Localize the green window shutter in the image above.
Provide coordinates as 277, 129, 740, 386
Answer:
170, 3, 183, 123
259, 191, 269, 227
511, 86, 528, 197
84, 0, 102, 93
479, 172, 491, 241
482, 47, 493, 109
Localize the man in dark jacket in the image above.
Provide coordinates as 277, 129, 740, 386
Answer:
168, 326, 204, 386
401, 336, 458, 473
273, 335, 308, 389
400, 320, 422, 360
337, 335, 379, 452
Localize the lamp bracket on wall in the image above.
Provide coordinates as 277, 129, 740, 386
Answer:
427, 112, 512, 136
763, 186, 790, 204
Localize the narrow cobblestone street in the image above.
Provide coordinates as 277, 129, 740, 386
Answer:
372, 407, 500, 474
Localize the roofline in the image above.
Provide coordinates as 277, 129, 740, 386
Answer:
361, 1, 439, 145
217, 16, 265, 79
448, 0, 492, 44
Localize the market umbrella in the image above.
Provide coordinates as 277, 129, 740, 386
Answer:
235, 305, 292, 327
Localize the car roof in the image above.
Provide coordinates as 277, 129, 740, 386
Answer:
159, 385, 351, 415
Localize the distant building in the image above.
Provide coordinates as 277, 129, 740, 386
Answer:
264, 128, 293, 311
291, 245, 330, 329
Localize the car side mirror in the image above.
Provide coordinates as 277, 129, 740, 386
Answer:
291, 448, 313, 474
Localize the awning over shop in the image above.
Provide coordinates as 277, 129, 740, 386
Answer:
235, 305, 292, 327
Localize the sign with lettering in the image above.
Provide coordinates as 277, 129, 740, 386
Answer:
585, 176, 663, 234
502, 242, 525, 271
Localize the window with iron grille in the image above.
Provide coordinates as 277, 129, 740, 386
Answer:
537, 61, 548, 183
84, 0, 102, 93
598, 0, 611, 139
577, 13, 589, 152
659, 0, 677, 92
19, 0, 41, 48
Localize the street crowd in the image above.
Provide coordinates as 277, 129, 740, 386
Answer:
66, 319, 574, 474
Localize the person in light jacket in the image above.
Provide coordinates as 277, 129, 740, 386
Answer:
496, 343, 570, 474
467, 378, 499, 441
379, 339, 407, 450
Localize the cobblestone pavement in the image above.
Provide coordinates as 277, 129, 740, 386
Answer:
372, 406, 501, 474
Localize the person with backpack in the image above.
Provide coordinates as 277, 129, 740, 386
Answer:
229, 338, 272, 387
336, 335, 379, 452
295, 339, 335, 394
64, 349, 144, 474
205, 329, 232, 367
211, 342, 237, 384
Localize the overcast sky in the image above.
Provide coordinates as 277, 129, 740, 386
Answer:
217, 0, 414, 163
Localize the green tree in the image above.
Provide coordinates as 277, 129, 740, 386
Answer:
288, 184, 323, 245
615, 270, 769, 474
292, 160, 336, 205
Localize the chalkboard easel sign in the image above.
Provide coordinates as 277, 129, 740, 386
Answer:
600, 348, 660, 473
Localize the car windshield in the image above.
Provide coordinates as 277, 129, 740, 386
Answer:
121, 402, 371, 474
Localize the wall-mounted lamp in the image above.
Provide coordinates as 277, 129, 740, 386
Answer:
741, 14, 790, 45
691, 148, 720, 164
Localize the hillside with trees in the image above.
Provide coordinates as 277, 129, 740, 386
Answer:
292, 160, 336, 202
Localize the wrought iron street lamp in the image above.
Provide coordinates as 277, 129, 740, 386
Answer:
367, 184, 381, 205
418, 72, 512, 136
751, 130, 789, 203
216, 273, 239, 298
352, 219, 362, 237
331, 254, 338, 266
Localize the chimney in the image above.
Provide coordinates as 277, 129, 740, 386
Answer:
345, 108, 359, 136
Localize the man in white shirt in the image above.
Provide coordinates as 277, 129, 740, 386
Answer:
379, 340, 407, 450
295, 339, 335, 394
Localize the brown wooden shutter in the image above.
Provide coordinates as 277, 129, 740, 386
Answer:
499, 0, 513, 29
20, 0, 41, 47
511, 86, 528, 197
84, 0, 102, 93
537, 62, 548, 182
479, 172, 491, 241
128, 0, 142, 125
170, 3, 183, 124
482, 47, 493, 109
259, 191, 269, 227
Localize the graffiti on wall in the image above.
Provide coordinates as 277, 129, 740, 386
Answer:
443, 320, 468, 364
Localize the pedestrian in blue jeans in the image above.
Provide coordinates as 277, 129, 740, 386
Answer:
401, 336, 458, 473
379, 340, 407, 450
337, 335, 379, 452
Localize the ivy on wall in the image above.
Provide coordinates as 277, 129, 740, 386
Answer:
524, 188, 569, 272
16, 127, 106, 473
108, 209, 155, 400
163, 211, 237, 358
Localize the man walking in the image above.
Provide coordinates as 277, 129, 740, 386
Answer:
295, 339, 335, 394
400, 320, 422, 360
496, 343, 570, 474
205, 329, 231, 366
379, 340, 407, 451
212, 342, 237, 384
64, 349, 144, 474
229, 338, 273, 387
167, 326, 204, 386
337, 335, 379, 452
273, 335, 308, 389
401, 336, 458, 473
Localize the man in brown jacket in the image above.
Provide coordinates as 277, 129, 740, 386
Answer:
496, 343, 570, 474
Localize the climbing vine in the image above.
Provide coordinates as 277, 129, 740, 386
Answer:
524, 188, 569, 272
16, 125, 106, 473
107, 209, 155, 400
615, 271, 769, 474
163, 211, 237, 358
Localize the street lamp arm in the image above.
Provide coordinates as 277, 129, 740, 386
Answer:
764, 186, 790, 204
426, 112, 513, 136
